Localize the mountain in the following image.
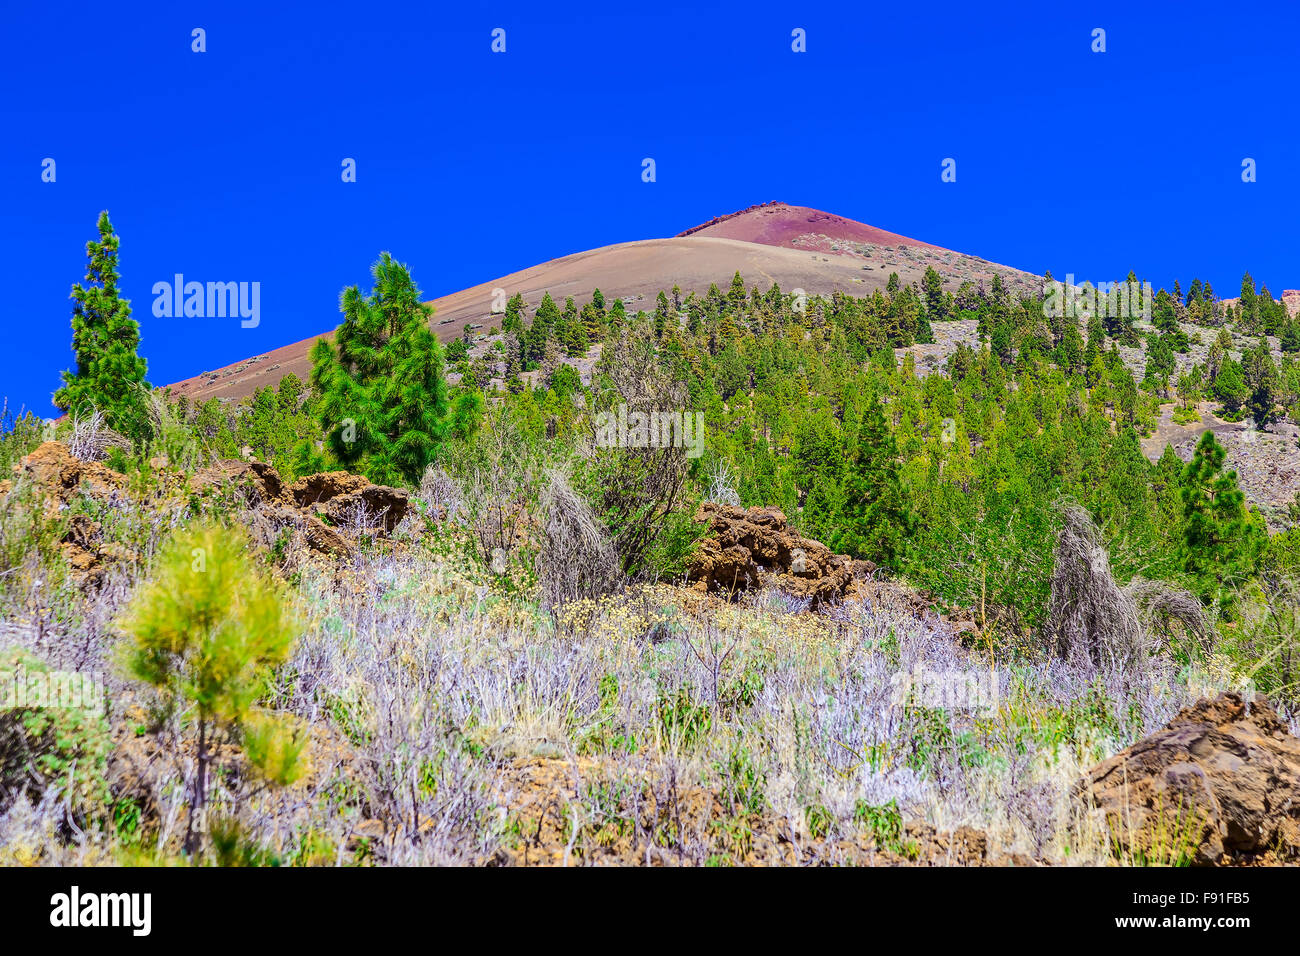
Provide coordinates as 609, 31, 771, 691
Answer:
163, 202, 1037, 403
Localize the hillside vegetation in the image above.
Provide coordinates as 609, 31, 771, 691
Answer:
3, 212, 1299, 866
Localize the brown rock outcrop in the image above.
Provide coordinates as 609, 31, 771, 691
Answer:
286, 471, 372, 507
1075, 693, 1300, 865
189, 461, 407, 540
261, 506, 356, 558
11, 441, 124, 513
287, 471, 409, 533
3, 443, 137, 585
9, 443, 405, 566
311, 486, 409, 533
189, 459, 290, 506
686, 503, 876, 610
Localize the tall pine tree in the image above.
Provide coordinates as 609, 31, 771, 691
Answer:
54, 211, 150, 440
1181, 430, 1259, 609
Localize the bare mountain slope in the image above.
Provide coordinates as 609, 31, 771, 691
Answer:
164, 205, 1037, 403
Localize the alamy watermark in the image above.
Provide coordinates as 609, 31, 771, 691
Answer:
889, 665, 1000, 716
1, 664, 105, 715
152, 275, 260, 328
1043, 274, 1153, 321
50, 886, 151, 936
595, 404, 705, 459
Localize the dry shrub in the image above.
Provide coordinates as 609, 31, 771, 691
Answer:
704, 461, 742, 507
446, 408, 539, 566
1226, 577, 1300, 710
418, 464, 463, 522
537, 468, 621, 612
243, 507, 318, 577
66, 409, 131, 463
1123, 576, 1211, 659
141, 386, 208, 471
589, 326, 693, 579
334, 495, 393, 537
1046, 504, 1150, 674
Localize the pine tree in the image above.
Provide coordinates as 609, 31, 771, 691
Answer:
540, 337, 562, 383
1213, 359, 1248, 416
1240, 271, 1256, 305
1058, 323, 1084, 375
654, 291, 671, 340
1206, 336, 1225, 383
309, 252, 449, 486
502, 292, 526, 334
922, 266, 948, 321
714, 344, 748, 399
581, 301, 601, 340
551, 296, 574, 353
118, 523, 302, 853
565, 310, 589, 357
833, 390, 914, 566
1153, 288, 1178, 334
503, 331, 522, 378
687, 299, 703, 336
1095, 427, 1167, 579
527, 293, 560, 367
1243, 337, 1278, 425
1282, 318, 1300, 353
608, 298, 627, 331
1144, 332, 1176, 396
54, 211, 150, 440
728, 271, 747, 313
1181, 430, 1259, 607
705, 282, 725, 320
449, 389, 485, 442
1115, 367, 1139, 426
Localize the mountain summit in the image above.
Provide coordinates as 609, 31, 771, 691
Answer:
677, 201, 939, 250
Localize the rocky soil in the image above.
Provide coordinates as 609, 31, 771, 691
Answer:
1141, 402, 1300, 529
486, 754, 1032, 867
3, 442, 411, 581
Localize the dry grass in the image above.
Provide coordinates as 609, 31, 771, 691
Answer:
0, 477, 1266, 867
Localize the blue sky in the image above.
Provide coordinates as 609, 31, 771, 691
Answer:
3, 0, 1298, 416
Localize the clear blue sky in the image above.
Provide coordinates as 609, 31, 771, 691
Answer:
3, 0, 1297, 417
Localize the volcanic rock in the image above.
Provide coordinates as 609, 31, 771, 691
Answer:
10, 441, 124, 513
1075, 692, 1300, 865
287, 471, 373, 507
686, 502, 876, 610
189, 459, 289, 506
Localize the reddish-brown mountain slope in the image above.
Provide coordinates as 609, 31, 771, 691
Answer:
678, 201, 940, 250
164, 204, 1035, 403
